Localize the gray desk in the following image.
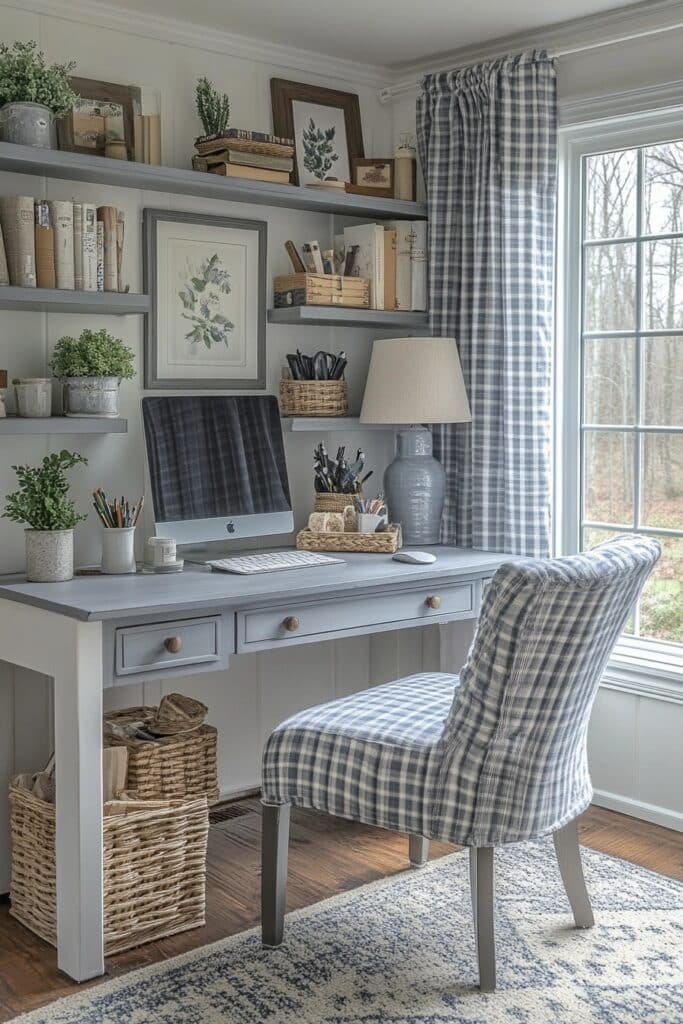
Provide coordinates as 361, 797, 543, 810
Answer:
0, 545, 509, 981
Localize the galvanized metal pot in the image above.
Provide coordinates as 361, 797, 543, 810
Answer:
25, 529, 74, 582
63, 376, 120, 417
0, 102, 56, 149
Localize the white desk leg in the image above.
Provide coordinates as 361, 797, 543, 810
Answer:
54, 618, 104, 982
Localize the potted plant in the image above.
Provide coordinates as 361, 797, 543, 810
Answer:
195, 76, 230, 139
2, 450, 87, 582
0, 41, 77, 149
51, 328, 135, 417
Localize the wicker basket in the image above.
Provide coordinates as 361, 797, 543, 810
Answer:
297, 525, 402, 554
273, 273, 369, 309
313, 492, 359, 514
279, 379, 348, 418
9, 775, 209, 954
104, 706, 219, 804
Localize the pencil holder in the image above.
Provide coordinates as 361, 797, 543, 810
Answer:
101, 526, 136, 574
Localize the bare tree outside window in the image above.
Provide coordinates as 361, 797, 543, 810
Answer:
581, 144, 683, 644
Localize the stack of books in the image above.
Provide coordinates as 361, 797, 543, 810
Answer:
192, 129, 294, 184
339, 221, 427, 311
0, 195, 126, 293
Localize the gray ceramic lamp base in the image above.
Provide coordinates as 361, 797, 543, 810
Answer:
384, 427, 445, 545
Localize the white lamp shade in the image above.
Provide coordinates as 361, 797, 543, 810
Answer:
359, 337, 471, 424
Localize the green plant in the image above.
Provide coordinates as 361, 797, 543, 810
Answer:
302, 118, 338, 180
0, 41, 77, 117
50, 329, 136, 380
195, 76, 230, 137
3, 450, 87, 531
178, 253, 234, 349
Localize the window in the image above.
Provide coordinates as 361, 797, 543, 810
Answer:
560, 111, 683, 679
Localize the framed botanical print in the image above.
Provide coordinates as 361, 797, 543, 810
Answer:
143, 209, 267, 390
349, 158, 395, 198
270, 78, 364, 187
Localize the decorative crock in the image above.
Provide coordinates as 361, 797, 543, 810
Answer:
0, 102, 56, 149
63, 376, 120, 417
25, 528, 73, 582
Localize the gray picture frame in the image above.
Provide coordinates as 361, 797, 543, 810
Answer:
143, 208, 267, 390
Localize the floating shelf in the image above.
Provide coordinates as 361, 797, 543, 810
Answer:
0, 417, 128, 435
268, 306, 429, 329
0, 286, 150, 315
0, 142, 426, 221
284, 417, 394, 432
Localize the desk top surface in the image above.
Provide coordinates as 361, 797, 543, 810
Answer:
0, 546, 511, 622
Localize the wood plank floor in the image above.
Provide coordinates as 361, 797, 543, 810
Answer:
0, 801, 681, 1021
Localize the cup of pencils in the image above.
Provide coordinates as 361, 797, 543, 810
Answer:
93, 489, 144, 575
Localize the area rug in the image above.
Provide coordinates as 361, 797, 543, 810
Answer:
14, 841, 683, 1023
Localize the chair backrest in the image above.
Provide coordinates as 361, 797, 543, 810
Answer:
435, 535, 660, 846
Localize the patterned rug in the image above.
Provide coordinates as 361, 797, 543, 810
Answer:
15, 841, 683, 1023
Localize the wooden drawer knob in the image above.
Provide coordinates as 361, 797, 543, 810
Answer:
425, 595, 441, 610
164, 636, 183, 654
283, 616, 300, 632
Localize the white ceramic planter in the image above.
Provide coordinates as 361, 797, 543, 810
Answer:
14, 378, 52, 417
63, 376, 120, 417
25, 529, 73, 582
0, 102, 56, 148
101, 527, 136, 574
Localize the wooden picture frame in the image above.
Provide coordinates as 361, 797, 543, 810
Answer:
57, 78, 141, 159
143, 208, 267, 390
348, 157, 395, 198
270, 78, 364, 187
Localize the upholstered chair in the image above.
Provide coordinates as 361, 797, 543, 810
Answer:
261, 535, 660, 991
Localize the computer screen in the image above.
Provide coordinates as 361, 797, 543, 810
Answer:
142, 395, 293, 544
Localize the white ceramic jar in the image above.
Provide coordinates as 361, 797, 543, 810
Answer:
14, 378, 52, 418
25, 528, 73, 582
101, 527, 137, 574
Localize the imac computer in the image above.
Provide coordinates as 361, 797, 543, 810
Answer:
142, 395, 294, 546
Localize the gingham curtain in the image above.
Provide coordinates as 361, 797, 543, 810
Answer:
417, 51, 557, 557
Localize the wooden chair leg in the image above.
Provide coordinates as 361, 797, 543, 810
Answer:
409, 834, 430, 867
553, 817, 595, 929
261, 802, 291, 947
469, 846, 496, 992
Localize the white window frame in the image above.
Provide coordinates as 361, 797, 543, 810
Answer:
557, 105, 683, 701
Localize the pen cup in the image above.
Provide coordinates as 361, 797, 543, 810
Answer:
101, 526, 137, 574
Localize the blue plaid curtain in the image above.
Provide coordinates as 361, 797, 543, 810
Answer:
417, 51, 557, 557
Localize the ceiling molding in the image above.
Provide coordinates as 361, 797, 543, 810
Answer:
380, 0, 683, 101
7, 0, 390, 89
560, 77, 683, 124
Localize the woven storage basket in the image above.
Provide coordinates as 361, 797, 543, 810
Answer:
297, 525, 402, 554
9, 775, 209, 954
279, 379, 348, 418
104, 706, 219, 804
313, 492, 359, 514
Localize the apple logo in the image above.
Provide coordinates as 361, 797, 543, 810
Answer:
226, 521, 236, 534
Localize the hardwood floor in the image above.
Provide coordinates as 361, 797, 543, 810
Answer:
0, 801, 681, 1021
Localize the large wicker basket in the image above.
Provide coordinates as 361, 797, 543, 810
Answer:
279, 379, 348, 418
9, 775, 209, 954
104, 706, 219, 804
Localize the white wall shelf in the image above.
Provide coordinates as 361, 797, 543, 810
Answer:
268, 306, 428, 328
284, 417, 394, 432
0, 286, 150, 316
0, 417, 128, 435
0, 142, 426, 220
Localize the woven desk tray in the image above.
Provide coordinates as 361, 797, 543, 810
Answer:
296, 525, 402, 554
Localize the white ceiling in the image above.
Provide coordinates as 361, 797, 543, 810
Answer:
109, 0, 638, 69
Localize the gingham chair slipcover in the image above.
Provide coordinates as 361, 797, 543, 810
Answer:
262, 536, 660, 847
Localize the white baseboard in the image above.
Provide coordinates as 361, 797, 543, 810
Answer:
592, 789, 683, 832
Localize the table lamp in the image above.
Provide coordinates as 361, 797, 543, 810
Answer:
359, 337, 471, 545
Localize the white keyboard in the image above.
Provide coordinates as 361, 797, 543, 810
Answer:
207, 550, 345, 575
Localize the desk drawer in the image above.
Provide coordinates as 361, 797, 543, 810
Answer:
238, 581, 474, 649
115, 616, 222, 676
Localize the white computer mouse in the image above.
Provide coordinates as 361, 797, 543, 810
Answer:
392, 550, 437, 565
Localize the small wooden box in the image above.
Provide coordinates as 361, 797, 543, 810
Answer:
274, 273, 370, 309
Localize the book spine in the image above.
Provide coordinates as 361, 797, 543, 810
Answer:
48, 200, 74, 290
225, 151, 293, 172
116, 210, 125, 293
392, 222, 412, 311
284, 240, 305, 274
97, 207, 118, 292
309, 241, 325, 275
73, 203, 83, 290
147, 114, 161, 166
0, 196, 37, 287
133, 114, 144, 163
0, 222, 10, 286
384, 228, 397, 311
374, 226, 385, 310
34, 200, 56, 289
82, 204, 98, 291
410, 221, 428, 311
96, 221, 104, 291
